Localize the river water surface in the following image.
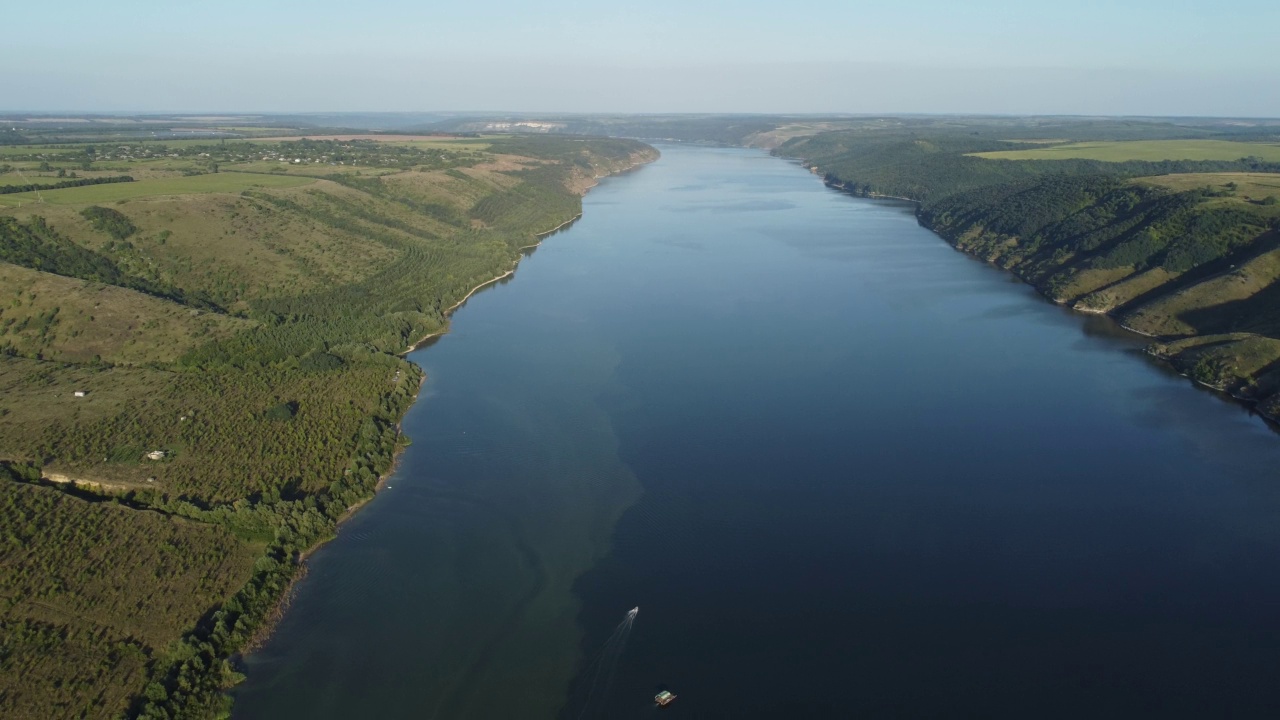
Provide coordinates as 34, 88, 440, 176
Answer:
234, 146, 1280, 719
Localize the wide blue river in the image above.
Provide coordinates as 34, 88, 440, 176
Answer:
234, 145, 1280, 719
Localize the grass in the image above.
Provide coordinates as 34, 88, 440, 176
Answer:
0, 172, 314, 206
14, 188, 401, 307
971, 139, 1280, 162
1154, 333, 1280, 397
1133, 173, 1280, 221
0, 358, 174, 439
0, 263, 250, 364
0, 173, 67, 187
1123, 239, 1280, 337
0, 146, 83, 157
1137, 172, 1280, 198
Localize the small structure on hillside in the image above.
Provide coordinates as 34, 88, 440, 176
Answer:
145, 450, 166, 461
73, 390, 87, 398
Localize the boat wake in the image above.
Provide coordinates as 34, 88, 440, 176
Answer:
568, 607, 638, 720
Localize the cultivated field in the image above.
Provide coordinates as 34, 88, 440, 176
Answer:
1137, 171, 1280, 197
971, 139, 1280, 162
262, 134, 494, 151
0, 172, 313, 206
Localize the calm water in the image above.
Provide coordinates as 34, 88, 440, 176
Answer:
234, 146, 1280, 719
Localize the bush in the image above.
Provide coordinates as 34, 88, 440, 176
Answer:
80, 205, 137, 240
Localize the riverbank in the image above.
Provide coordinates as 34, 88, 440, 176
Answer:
787, 135, 1280, 432
911, 208, 1280, 427
402, 149, 656, 355
231, 145, 659, 677
229, 144, 1280, 719
0, 135, 665, 720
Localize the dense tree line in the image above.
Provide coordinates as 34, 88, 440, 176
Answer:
778, 132, 1280, 203
0, 175, 134, 195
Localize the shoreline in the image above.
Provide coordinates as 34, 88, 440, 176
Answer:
398, 151, 655, 355
923, 211, 1280, 427
403, 269, 516, 353
237, 148, 658, 661
809, 160, 1280, 429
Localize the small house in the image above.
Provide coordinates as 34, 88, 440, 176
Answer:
146, 450, 166, 461
74, 390, 87, 398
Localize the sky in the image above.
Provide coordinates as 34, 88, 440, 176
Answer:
4, 0, 1278, 116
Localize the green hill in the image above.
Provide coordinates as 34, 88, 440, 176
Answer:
0, 134, 658, 720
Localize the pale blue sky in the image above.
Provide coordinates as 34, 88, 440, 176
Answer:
4, 0, 1278, 115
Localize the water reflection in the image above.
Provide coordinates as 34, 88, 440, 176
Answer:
235, 145, 1280, 720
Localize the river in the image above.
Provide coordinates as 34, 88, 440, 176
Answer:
233, 145, 1280, 719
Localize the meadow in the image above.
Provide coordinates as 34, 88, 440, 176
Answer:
1137, 171, 1280, 199
971, 139, 1280, 162
0, 172, 314, 206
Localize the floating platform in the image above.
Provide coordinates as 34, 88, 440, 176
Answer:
655, 690, 677, 707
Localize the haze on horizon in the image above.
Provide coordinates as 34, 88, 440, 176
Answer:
3, 0, 1278, 117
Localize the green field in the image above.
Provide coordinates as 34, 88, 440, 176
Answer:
0, 145, 83, 157
0, 171, 313, 205
1137, 171, 1280, 196
0, 173, 70, 187
971, 139, 1280, 162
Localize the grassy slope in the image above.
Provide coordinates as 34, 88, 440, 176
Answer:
778, 130, 1280, 414
0, 263, 248, 364
1139, 172, 1280, 199
0, 134, 658, 719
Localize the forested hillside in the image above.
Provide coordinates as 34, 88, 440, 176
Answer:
0, 134, 657, 719
777, 129, 1280, 416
